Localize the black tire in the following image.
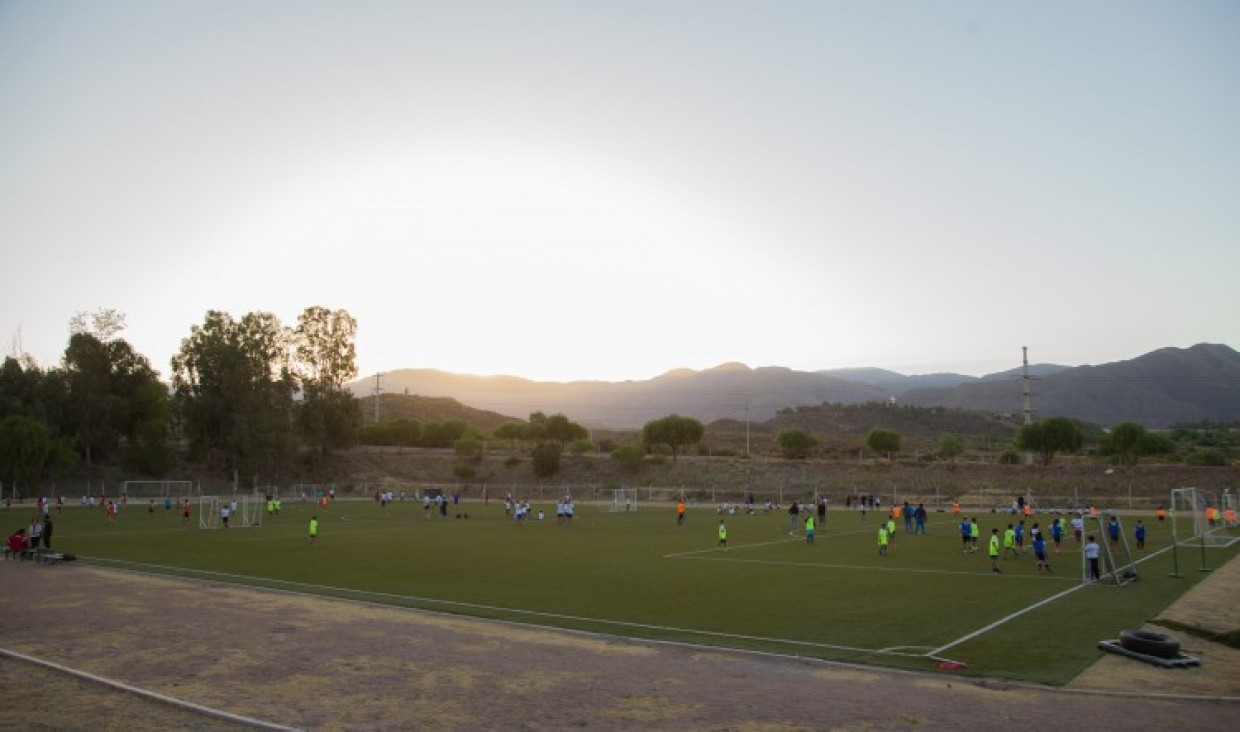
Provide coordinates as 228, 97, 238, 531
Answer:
1118, 629, 1180, 659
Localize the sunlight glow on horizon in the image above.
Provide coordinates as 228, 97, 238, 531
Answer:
1, 1, 1236, 385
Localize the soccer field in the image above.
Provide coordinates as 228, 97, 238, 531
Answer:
37, 497, 1239, 685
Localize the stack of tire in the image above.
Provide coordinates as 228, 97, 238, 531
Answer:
1118, 629, 1180, 659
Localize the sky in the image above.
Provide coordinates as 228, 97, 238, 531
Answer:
2, 1, 1237, 384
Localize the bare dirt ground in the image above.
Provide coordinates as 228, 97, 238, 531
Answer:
1, 559, 1237, 731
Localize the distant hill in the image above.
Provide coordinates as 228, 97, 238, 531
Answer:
900, 343, 1240, 428
818, 367, 977, 395
764, 402, 1019, 439
353, 363, 889, 428
361, 393, 521, 434
349, 343, 1240, 430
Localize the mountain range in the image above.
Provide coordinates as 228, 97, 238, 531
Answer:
349, 343, 1240, 430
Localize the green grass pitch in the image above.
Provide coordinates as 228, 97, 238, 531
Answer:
28, 498, 1238, 685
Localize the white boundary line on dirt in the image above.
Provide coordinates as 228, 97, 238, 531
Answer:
0, 647, 301, 731
82, 556, 904, 659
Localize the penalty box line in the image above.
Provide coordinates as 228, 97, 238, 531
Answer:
928, 542, 1179, 659
667, 553, 1075, 581
82, 556, 904, 660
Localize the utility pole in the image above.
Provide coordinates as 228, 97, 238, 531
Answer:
373, 372, 383, 424
1022, 347, 1033, 465
745, 402, 751, 458
1022, 346, 1033, 427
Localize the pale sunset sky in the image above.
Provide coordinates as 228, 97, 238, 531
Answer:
1, 1, 1236, 382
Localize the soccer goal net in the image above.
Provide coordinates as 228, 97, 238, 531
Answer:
1080, 514, 1139, 586
609, 488, 638, 512
1170, 487, 1238, 548
121, 480, 199, 500
199, 495, 264, 529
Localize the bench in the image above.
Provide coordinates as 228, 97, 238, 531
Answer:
4, 546, 37, 561
33, 548, 68, 564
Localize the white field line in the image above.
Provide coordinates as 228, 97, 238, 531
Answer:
928, 543, 1178, 658
668, 553, 1076, 581
81, 556, 896, 658
0, 647, 301, 731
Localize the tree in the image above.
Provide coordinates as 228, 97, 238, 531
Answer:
62, 330, 169, 477
641, 414, 704, 462
69, 307, 127, 342
390, 418, 423, 448
292, 307, 362, 455
453, 432, 485, 461
544, 413, 588, 446
865, 428, 901, 458
776, 429, 818, 459
531, 441, 562, 478
0, 415, 74, 493
611, 443, 645, 470
171, 310, 296, 478
938, 435, 964, 462
422, 420, 467, 448
494, 422, 525, 447
1015, 417, 1084, 466
1106, 422, 1148, 466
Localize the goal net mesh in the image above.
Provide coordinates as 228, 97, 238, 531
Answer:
609, 488, 638, 512
199, 495, 264, 529
1170, 487, 1237, 548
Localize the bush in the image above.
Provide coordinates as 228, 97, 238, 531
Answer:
611, 444, 645, 470
453, 463, 476, 479
504, 455, 522, 469
531, 442, 562, 478
1186, 448, 1228, 466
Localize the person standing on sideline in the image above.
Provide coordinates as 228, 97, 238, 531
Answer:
309, 515, 318, 545
804, 513, 815, 545
717, 519, 727, 550
41, 516, 53, 549
1134, 520, 1146, 552
677, 501, 686, 527
1084, 535, 1101, 581
989, 528, 1002, 573
817, 497, 826, 526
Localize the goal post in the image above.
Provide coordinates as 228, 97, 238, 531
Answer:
199, 495, 263, 529
1080, 513, 1138, 586
1170, 487, 1236, 548
609, 488, 638, 512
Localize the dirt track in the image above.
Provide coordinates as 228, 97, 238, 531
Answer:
1, 560, 1236, 731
